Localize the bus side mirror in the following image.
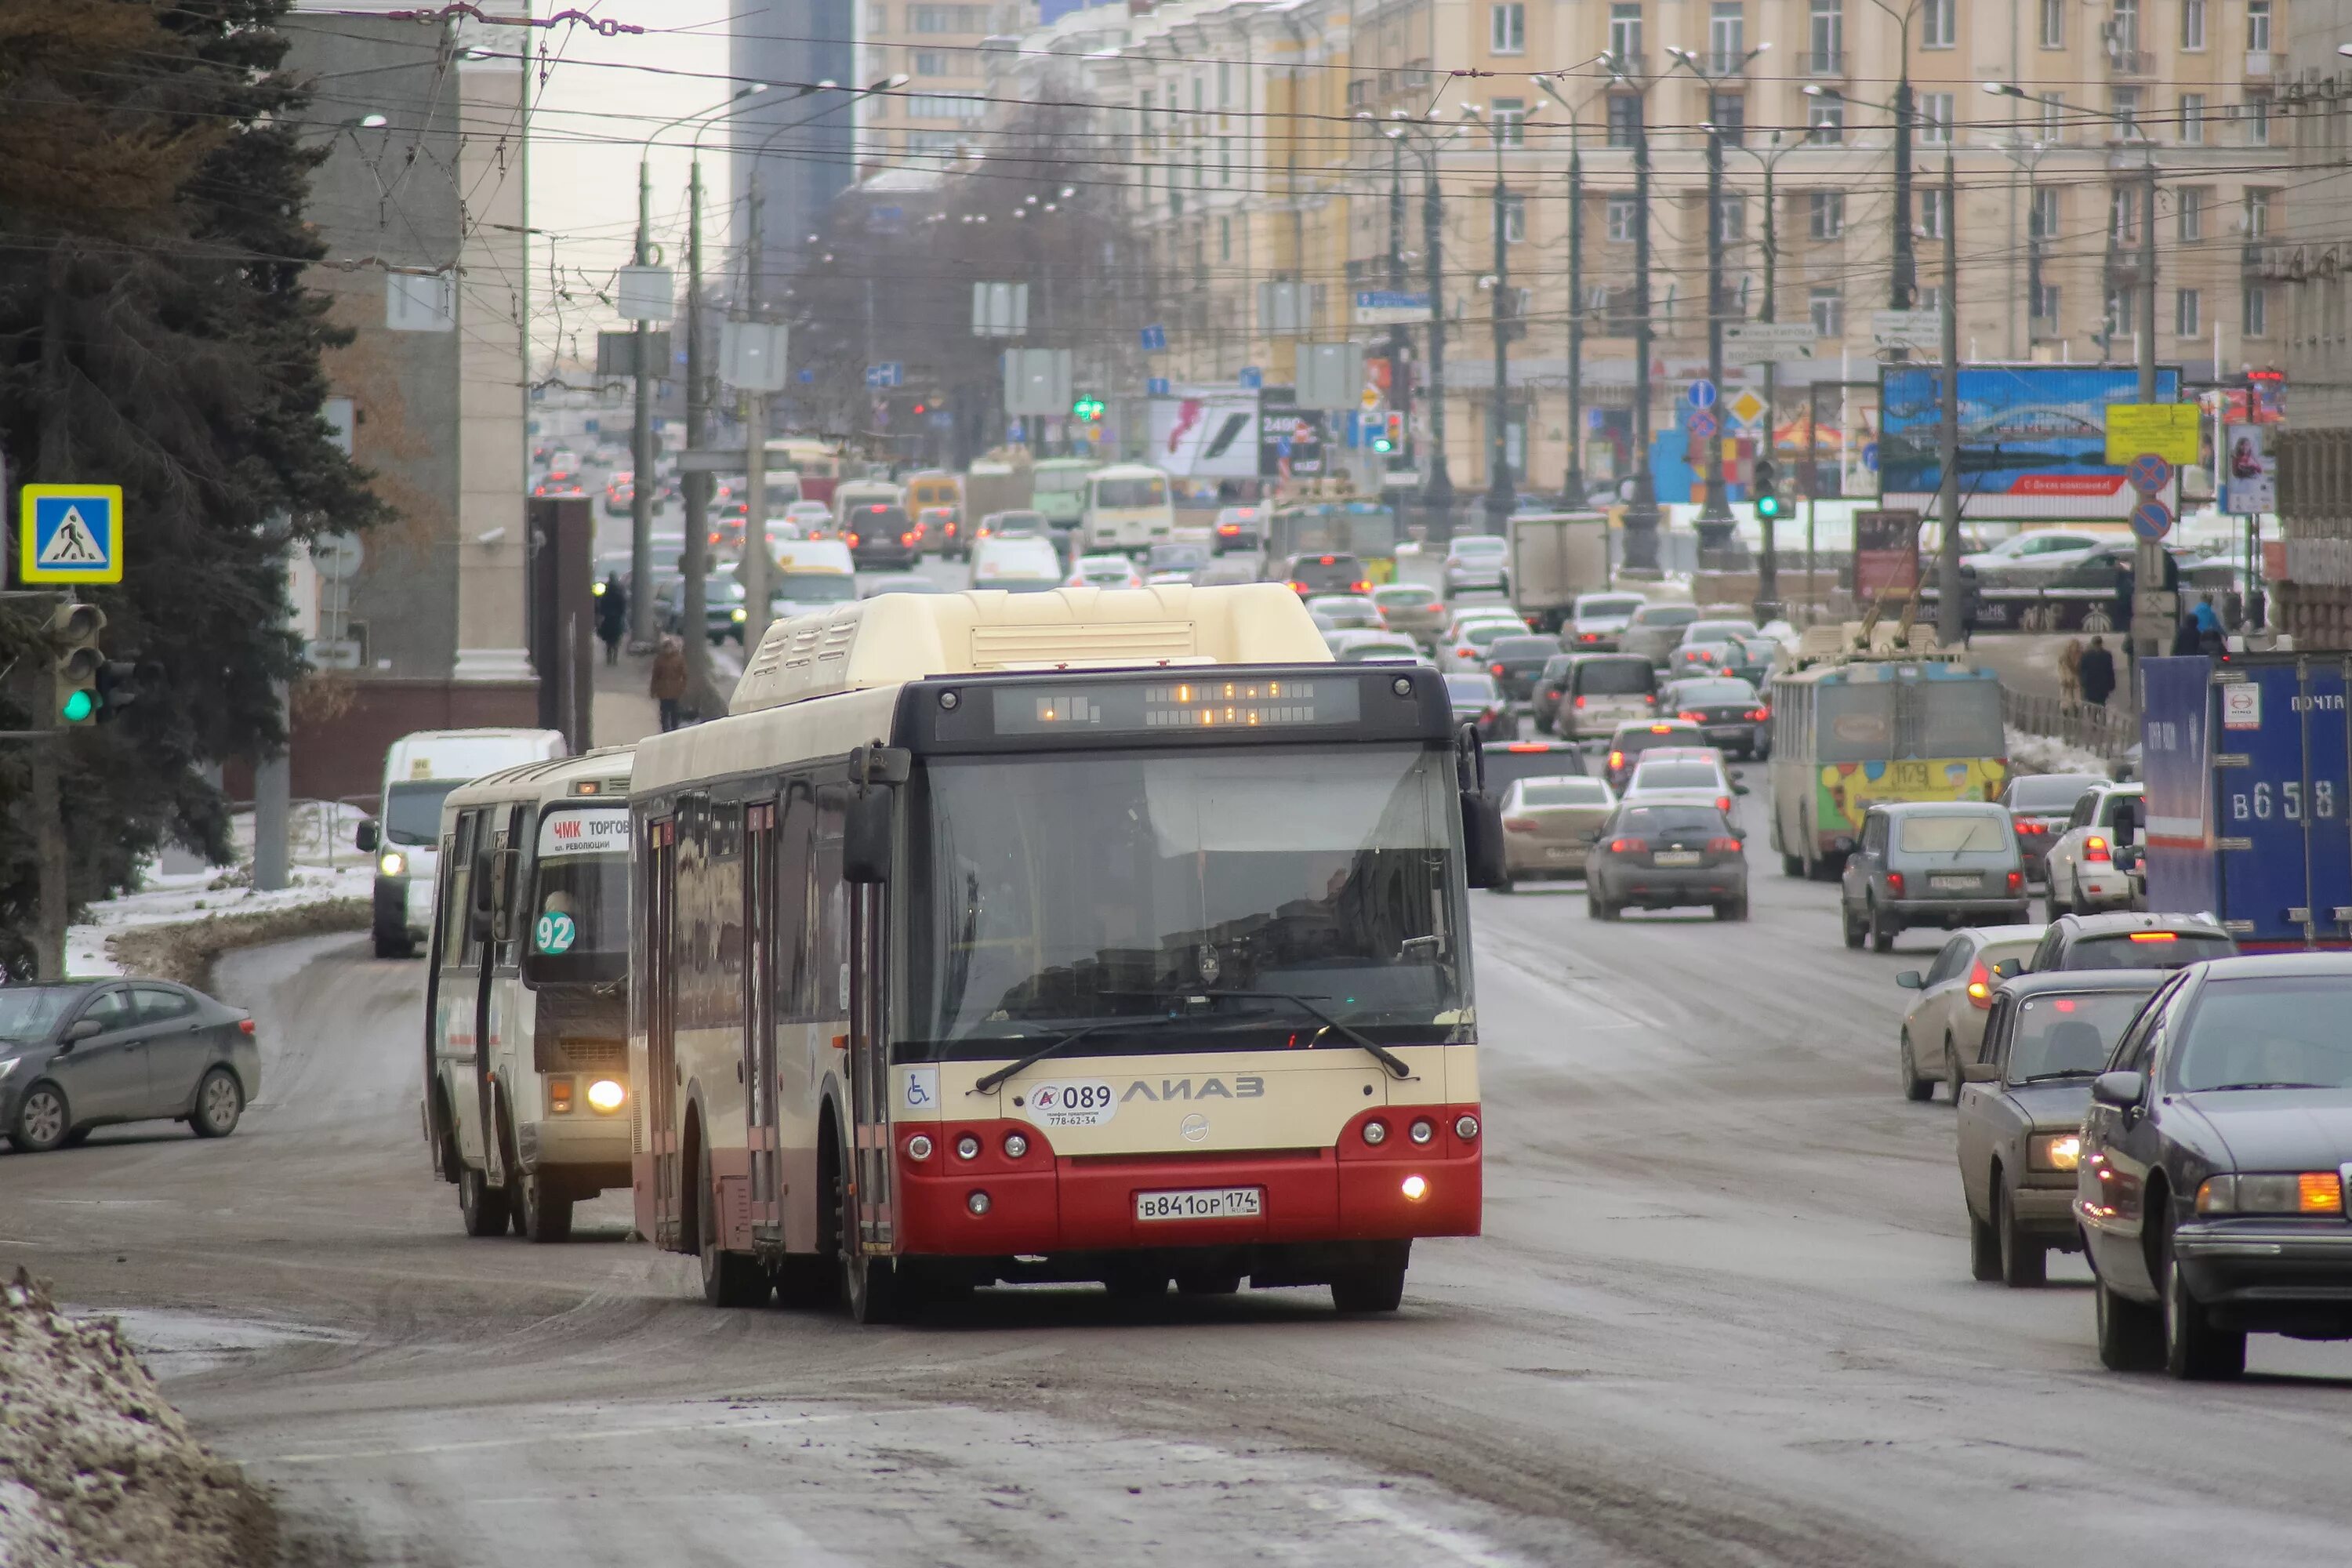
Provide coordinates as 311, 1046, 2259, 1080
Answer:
1461, 793, 1508, 888
844, 786, 895, 884
356, 820, 379, 853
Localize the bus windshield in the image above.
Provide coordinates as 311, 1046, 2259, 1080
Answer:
1094, 476, 1167, 509
1035, 466, 1093, 494
384, 781, 465, 846
906, 745, 1469, 1058
525, 812, 629, 982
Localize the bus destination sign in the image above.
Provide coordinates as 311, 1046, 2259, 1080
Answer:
992, 677, 1364, 736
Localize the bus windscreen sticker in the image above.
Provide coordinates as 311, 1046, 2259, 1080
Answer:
1026, 1081, 1116, 1127
534, 911, 578, 955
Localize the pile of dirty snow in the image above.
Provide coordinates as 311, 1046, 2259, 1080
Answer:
0, 1272, 274, 1568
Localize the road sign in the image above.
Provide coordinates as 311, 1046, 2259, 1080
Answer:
20, 485, 123, 585
1359, 386, 1381, 412
2125, 453, 2173, 495
2129, 497, 2176, 541
1007, 418, 1026, 443
677, 448, 749, 473
1871, 308, 1940, 347
1146, 376, 1171, 397
1686, 408, 1719, 443
1722, 321, 1817, 360
1728, 388, 1768, 428
310, 532, 363, 582
1239, 365, 1264, 390
1686, 379, 1718, 410
1352, 289, 1432, 325
1140, 324, 1168, 352
864, 362, 903, 389
2103, 404, 2201, 464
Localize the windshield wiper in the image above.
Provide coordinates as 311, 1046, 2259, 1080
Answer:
971, 1020, 1123, 1095
2020, 1069, 2096, 1083
2197, 1081, 2330, 1093
1196, 991, 1414, 1080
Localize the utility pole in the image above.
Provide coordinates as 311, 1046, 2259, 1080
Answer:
1755, 136, 1784, 612
1387, 138, 1412, 477
630, 159, 655, 648
1890, 21, 1917, 310
1483, 113, 1514, 534
1934, 147, 1964, 648
681, 156, 713, 710
1699, 115, 1732, 534
1418, 146, 1454, 540
1565, 141, 1585, 506
742, 165, 771, 652
2132, 152, 2161, 670
1624, 89, 1660, 569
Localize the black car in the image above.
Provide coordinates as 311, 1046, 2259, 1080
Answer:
1279, 554, 1370, 597
844, 503, 920, 569
1999, 771, 2105, 886
1480, 739, 1585, 800
0, 980, 259, 1152
1585, 801, 1748, 921
1663, 676, 1770, 759
1486, 635, 1563, 707
1443, 672, 1512, 742
1954, 971, 2166, 1287
2078, 953, 2352, 1378
656, 575, 749, 644
2026, 910, 2238, 973
1532, 655, 1577, 733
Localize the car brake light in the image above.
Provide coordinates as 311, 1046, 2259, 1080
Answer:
1649, 724, 1673, 734
1966, 960, 1994, 1007
901, 532, 916, 546
2085, 834, 2111, 862
2007, 870, 2024, 895
1747, 708, 1770, 721
1715, 795, 1732, 812
1607, 750, 1624, 770
1573, 695, 1586, 707
1506, 743, 1545, 752
1503, 816, 1539, 834
2128, 931, 2179, 943
238, 1016, 256, 1034
1886, 870, 1905, 897
1607, 837, 1642, 853
846, 532, 861, 546
1491, 662, 1508, 677
2015, 819, 2046, 835
1218, 524, 1238, 535
1290, 580, 1308, 593
1678, 710, 1705, 722
1353, 580, 1371, 593
1707, 837, 1740, 852
1319, 555, 1336, 564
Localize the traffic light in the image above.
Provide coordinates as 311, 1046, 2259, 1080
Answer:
1752, 458, 1783, 521
1071, 395, 1105, 422
93, 659, 143, 725
47, 602, 103, 727
1370, 412, 1399, 454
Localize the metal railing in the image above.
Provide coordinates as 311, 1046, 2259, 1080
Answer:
2002, 686, 2138, 760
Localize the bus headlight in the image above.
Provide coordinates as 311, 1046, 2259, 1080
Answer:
379, 851, 406, 877
1454, 1114, 1480, 1142
956, 1134, 982, 1160
585, 1078, 626, 1113
1004, 1133, 1029, 1158
1409, 1120, 1434, 1145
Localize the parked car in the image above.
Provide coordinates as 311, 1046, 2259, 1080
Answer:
1619, 604, 1702, 668
1495, 775, 1617, 888
1585, 801, 1749, 921
1663, 676, 1771, 759
1998, 771, 2107, 887
1443, 534, 1510, 595
2077, 953, 2352, 1378
1566, 590, 1648, 651
1959, 528, 2108, 581
1, 980, 257, 1152
1486, 634, 1564, 708
1443, 672, 1512, 742
2042, 781, 2144, 919
2024, 910, 2238, 972
1954, 969, 2166, 1285
1371, 583, 1448, 645
1893, 924, 2044, 1101
1841, 802, 2030, 952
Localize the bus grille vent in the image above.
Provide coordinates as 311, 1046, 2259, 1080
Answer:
970, 621, 1196, 668
561, 1037, 626, 1069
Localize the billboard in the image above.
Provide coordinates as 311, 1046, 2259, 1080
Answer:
1148, 389, 1261, 480
1853, 508, 1922, 600
1878, 365, 2183, 520
2224, 423, 2277, 514
1256, 388, 1327, 480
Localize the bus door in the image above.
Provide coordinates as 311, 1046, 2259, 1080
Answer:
744, 800, 782, 1240
645, 816, 682, 1249
848, 878, 897, 1253
473, 805, 523, 1187
428, 812, 477, 1171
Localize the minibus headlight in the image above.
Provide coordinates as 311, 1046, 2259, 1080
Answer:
586, 1078, 626, 1113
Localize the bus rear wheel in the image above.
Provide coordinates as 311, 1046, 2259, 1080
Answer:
1330, 1242, 1410, 1314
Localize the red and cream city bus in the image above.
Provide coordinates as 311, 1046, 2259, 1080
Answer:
628, 585, 1496, 1321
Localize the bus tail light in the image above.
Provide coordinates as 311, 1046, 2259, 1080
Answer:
955, 1134, 982, 1160
1004, 1133, 1029, 1158
906, 1134, 935, 1160
1362, 1119, 1388, 1146
1401, 1174, 1429, 1202
2085, 834, 2111, 862
586, 1078, 625, 1113
967, 1191, 992, 1215
1886, 871, 1906, 898
1454, 1114, 1479, 1141
1409, 1119, 1434, 1145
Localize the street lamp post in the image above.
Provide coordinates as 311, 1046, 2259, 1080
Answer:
1531, 67, 1613, 510
1600, 54, 1665, 571
1720, 129, 1807, 612
1388, 118, 1462, 540
1464, 103, 1545, 534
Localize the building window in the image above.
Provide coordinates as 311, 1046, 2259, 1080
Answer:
1501, 194, 1526, 242
2244, 284, 2269, 337
1809, 191, 1845, 239
1717, 193, 1747, 241
2040, 94, 2067, 140
1809, 287, 1843, 336
2245, 188, 2275, 236
2175, 289, 2200, 336
1491, 2, 1526, 53
1708, 92, 1745, 143
1609, 3, 1642, 65
906, 93, 985, 120
2030, 187, 2059, 238
1219, 216, 1231, 260
1809, 0, 1842, 68
867, 1, 887, 29
1607, 194, 1639, 241
2245, 91, 2271, 147
1808, 100, 1844, 142
1709, 2, 1744, 69
913, 50, 949, 74
1606, 95, 1640, 147
1219, 62, 1232, 107
1919, 187, 1948, 240
2180, 0, 2205, 49
1490, 98, 1527, 146
2038, 0, 2063, 46
2176, 186, 2204, 241
2110, 87, 2140, 136
2031, 281, 2060, 320
1918, 93, 1954, 143
1921, 0, 1955, 49
2180, 93, 2205, 143
2109, 0, 2140, 56
1220, 136, 1232, 185
2247, 0, 2270, 50
909, 3, 985, 30
1192, 75, 1204, 113
2108, 186, 2135, 241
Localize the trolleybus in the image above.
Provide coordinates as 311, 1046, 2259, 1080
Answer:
629, 585, 1498, 1321
1768, 655, 2008, 879
424, 749, 636, 1242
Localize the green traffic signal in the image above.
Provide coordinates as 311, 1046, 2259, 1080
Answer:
60, 689, 96, 723
1071, 396, 1105, 421
1755, 492, 1784, 521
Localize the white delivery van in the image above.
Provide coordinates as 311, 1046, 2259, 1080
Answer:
831, 479, 902, 533
1080, 463, 1174, 553
358, 728, 568, 958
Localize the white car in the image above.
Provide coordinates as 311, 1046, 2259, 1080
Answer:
1566, 591, 1647, 651
1443, 534, 1510, 594
970, 536, 1064, 593
1439, 618, 1530, 672
1066, 554, 1145, 590
1620, 747, 1742, 812
1959, 529, 2108, 582
1893, 924, 2045, 1101
1307, 594, 1384, 631
782, 499, 834, 535
2042, 782, 2145, 920
1324, 629, 1426, 664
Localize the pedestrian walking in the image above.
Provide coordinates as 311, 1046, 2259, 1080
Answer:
2172, 597, 2205, 657
649, 635, 688, 732
595, 573, 627, 666
2059, 637, 2084, 706
2191, 593, 2225, 656
2078, 635, 2118, 710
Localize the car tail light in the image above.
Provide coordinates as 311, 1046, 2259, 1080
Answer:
1678, 710, 1705, 722
1290, 580, 1308, 593
1715, 795, 1732, 812
2127, 931, 2179, 944
847, 532, 861, 546
1573, 695, 1587, 708
1607, 750, 1624, 770
1607, 837, 1642, 854
1886, 870, 1905, 897
1649, 724, 1674, 734
1707, 837, 1741, 852
2015, 819, 2046, 835
1505, 743, 1546, 752
2085, 834, 2111, 862
1965, 960, 1994, 1007
2007, 870, 2024, 895
1218, 523, 1239, 535
1353, 580, 1371, 593
1503, 816, 1539, 834
1748, 708, 1770, 721
900, 532, 916, 546
1578, 631, 1599, 642
238, 1016, 256, 1035
1491, 662, 1508, 677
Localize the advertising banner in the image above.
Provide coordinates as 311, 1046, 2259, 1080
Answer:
1879, 365, 2183, 519
1256, 388, 1327, 480
1853, 508, 1921, 599
1147, 388, 1261, 480
2223, 423, 2277, 514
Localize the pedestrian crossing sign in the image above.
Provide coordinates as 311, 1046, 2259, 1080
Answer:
19, 485, 123, 585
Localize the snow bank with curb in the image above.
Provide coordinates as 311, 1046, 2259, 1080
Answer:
0, 1271, 275, 1568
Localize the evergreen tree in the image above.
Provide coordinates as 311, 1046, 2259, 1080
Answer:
0, 0, 387, 974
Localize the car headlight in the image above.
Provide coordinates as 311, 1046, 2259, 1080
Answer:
379, 851, 407, 877
731, 607, 747, 622
2197, 1172, 2346, 1215
2029, 1131, 2082, 1172
585, 1078, 626, 1113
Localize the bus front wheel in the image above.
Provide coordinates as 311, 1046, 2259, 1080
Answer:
825, 1128, 900, 1324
